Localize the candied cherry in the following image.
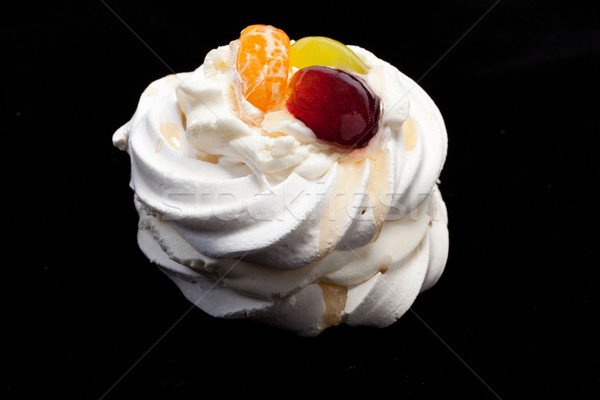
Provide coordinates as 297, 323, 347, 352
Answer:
290, 36, 368, 74
235, 24, 290, 112
286, 66, 381, 148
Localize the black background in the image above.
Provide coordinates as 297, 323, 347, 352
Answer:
5, 0, 600, 398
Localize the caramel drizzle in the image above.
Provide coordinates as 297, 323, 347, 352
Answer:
319, 281, 348, 327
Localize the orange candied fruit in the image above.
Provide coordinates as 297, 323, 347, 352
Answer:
235, 24, 291, 113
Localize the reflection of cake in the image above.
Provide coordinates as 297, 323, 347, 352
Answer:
113, 24, 449, 336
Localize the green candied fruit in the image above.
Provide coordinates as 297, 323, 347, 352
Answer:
289, 36, 369, 74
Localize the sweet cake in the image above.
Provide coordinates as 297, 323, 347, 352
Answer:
113, 25, 449, 336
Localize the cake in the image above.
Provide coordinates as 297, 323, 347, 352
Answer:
113, 25, 449, 336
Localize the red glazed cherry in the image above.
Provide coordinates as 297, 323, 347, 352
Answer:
285, 66, 381, 148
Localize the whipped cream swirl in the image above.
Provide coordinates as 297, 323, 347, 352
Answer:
113, 42, 448, 335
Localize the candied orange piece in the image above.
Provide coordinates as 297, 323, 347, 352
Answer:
235, 24, 290, 113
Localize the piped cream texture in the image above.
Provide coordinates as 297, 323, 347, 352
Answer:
113, 43, 448, 336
